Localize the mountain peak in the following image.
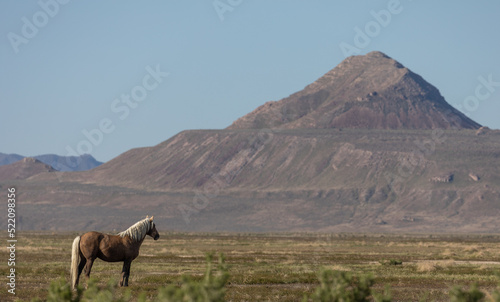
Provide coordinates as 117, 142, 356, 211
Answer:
365, 50, 390, 58
228, 52, 480, 130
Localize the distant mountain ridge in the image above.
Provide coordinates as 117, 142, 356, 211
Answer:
0, 157, 56, 181
0, 153, 23, 166
0, 152, 102, 172
229, 51, 480, 130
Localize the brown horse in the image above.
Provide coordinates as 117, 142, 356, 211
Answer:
70, 216, 159, 289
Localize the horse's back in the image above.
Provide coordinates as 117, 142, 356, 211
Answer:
80, 231, 104, 244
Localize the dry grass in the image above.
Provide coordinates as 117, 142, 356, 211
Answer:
415, 260, 456, 272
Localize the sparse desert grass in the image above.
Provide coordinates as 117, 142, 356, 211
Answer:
2, 232, 500, 301
415, 260, 456, 272
416, 261, 440, 273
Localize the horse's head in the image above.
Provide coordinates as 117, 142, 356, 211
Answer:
147, 216, 160, 240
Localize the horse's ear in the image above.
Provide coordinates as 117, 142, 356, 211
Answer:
150, 216, 154, 221
146, 215, 149, 219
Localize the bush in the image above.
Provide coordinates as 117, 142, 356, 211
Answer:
155, 253, 229, 302
304, 269, 391, 302
82, 279, 132, 302
32, 277, 131, 302
449, 283, 484, 302
42, 278, 82, 302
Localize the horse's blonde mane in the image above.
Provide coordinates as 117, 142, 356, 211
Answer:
117, 217, 152, 241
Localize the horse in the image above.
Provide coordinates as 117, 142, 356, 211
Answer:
70, 216, 160, 289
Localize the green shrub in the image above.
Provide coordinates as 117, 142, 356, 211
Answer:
82, 278, 132, 302
155, 253, 229, 302
43, 277, 82, 302
32, 277, 130, 302
489, 272, 500, 302
449, 283, 484, 302
304, 269, 391, 302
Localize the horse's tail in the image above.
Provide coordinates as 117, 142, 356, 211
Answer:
70, 236, 81, 289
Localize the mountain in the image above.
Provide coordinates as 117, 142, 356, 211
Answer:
34, 154, 103, 171
15, 128, 500, 232
0, 153, 103, 172
0, 153, 24, 165
0, 157, 56, 181
60, 52, 484, 191
229, 51, 480, 130
3, 51, 499, 233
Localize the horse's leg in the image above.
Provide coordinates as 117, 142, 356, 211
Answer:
83, 257, 95, 288
120, 260, 131, 287
125, 261, 132, 286
74, 257, 87, 288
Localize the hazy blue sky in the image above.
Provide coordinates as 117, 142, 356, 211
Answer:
2, 1, 500, 162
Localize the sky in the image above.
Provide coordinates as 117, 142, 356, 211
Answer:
1, 1, 500, 162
